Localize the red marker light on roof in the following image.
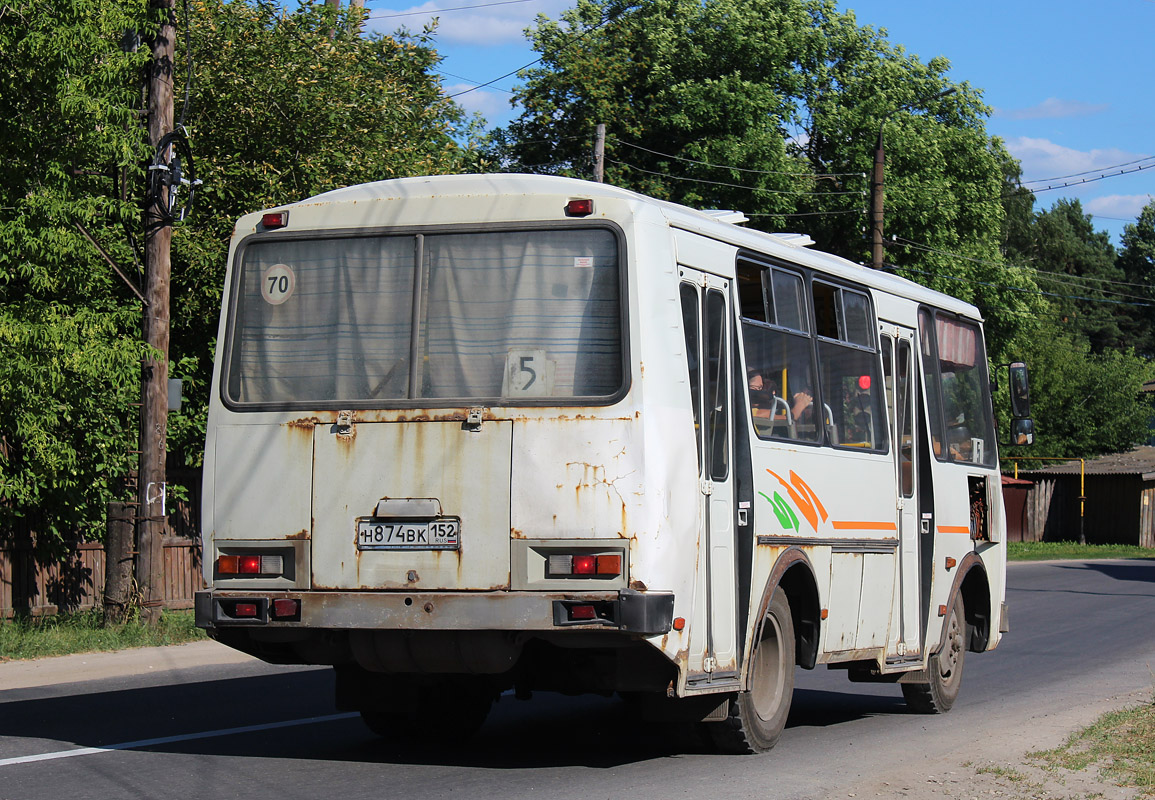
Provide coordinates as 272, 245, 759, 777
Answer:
565, 199, 593, 217
262, 211, 288, 229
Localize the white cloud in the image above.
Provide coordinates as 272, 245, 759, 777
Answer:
443, 83, 509, 118
364, 0, 571, 45
1085, 194, 1154, 219
996, 97, 1109, 120
1003, 137, 1148, 184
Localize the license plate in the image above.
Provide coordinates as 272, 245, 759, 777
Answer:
356, 518, 460, 550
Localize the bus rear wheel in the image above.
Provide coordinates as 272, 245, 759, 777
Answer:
708, 592, 795, 754
902, 593, 966, 713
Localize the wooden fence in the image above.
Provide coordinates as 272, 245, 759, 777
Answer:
1, 472, 204, 619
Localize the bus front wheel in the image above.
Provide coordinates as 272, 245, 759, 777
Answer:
708, 592, 796, 754
902, 593, 965, 713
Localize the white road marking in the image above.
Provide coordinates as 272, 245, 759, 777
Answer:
0, 712, 359, 767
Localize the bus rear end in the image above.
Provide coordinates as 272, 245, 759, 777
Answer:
194, 176, 685, 735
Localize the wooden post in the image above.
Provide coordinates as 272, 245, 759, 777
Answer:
138, 0, 175, 625
103, 501, 136, 624
870, 129, 885, 270
594, 123, 606, 183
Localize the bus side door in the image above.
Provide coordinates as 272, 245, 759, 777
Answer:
881, 324, 922, 660
679, 267, 739, 683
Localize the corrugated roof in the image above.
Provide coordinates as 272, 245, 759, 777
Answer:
1012, 445, 1155, 479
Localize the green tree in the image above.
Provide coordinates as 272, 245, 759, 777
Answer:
489, 0, 1040, 360
1010, 199, 1124, 353
1004, 331, 1154, 459
0, 0, 150, 545
166, 0, 475, 467
1116, 199, 1155, 358
0, 0, 473, 545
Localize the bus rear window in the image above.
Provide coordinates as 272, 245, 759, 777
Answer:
225, 228, 622, 407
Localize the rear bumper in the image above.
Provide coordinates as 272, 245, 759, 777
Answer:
195, 588, 674, 637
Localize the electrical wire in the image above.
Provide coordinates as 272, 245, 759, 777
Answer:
890, 235, 1155, 296
447, 2, 637, 99
886, 263, 1153, 308
606, 158, 866, 197
1019, 155, 1155, 186
610, 137, 864, 179
366, 0, 537, 20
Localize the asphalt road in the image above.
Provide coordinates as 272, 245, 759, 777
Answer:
2, 559, 1153, 800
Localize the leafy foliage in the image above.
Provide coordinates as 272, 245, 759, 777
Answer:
167, 0, 474, 467
1116, 199, 1155, 358
0, 0, 150, 543
488, 0, 1042, 360
1002, 330, 1154, 459
0, 0, 472, 544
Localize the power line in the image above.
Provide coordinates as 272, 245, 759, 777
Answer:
367, 0, 536, 21
887, 263, 1153, 308
609, 137, 864, 179
607, 158, 866, 197
447, 3, 636, 99
1019, 155, 1155, 186
890, 235, 1155, 295
1024, 162, 1155, 195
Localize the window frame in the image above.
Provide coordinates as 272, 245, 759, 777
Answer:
918, 305, 998, 467
220, 220, 631, 412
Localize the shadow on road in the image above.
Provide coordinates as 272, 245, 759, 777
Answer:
1, 668, 914, 768
1054, 559, 1155, 584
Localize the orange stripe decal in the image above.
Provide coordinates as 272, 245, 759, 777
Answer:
937, 525, 970, 534
831, 521, 898, 531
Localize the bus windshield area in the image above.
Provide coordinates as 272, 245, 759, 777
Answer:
224, 228, 623, 407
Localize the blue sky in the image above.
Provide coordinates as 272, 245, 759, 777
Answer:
361, 0, 1154, 244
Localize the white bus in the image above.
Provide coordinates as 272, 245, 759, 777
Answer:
195, 174, 1025, 753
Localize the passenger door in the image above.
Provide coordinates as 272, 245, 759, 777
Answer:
679, 268, 739, 682
881, 325, 922, 660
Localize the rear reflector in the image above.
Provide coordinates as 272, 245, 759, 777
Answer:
569, 605, 597, 621
271, 598, 300, 619
234, 603, 258, 618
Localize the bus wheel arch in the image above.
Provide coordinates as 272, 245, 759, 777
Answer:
957, 556, 993, 653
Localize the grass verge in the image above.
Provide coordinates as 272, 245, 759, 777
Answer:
1028, 701, 1155, 796
1008, 541, 1155, 561
0, 609, 206, 662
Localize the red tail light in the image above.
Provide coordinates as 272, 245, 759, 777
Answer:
546, 552, 623, 578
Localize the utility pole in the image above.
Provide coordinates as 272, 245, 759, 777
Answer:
138, 0, 176, 625
869, 88, 957, 270
594, 123, 605, 183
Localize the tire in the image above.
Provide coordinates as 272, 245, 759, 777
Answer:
902, 593, 966, 714
708, 591, 796, 754
360, 677, 495, 740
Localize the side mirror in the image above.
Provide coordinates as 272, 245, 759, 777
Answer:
1009, 362, 1030, 419
1011, 417, 1034, 447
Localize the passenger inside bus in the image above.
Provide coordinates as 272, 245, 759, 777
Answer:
748, 370, 813, 431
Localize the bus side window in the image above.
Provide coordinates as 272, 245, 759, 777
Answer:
813, 283, 888, 452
